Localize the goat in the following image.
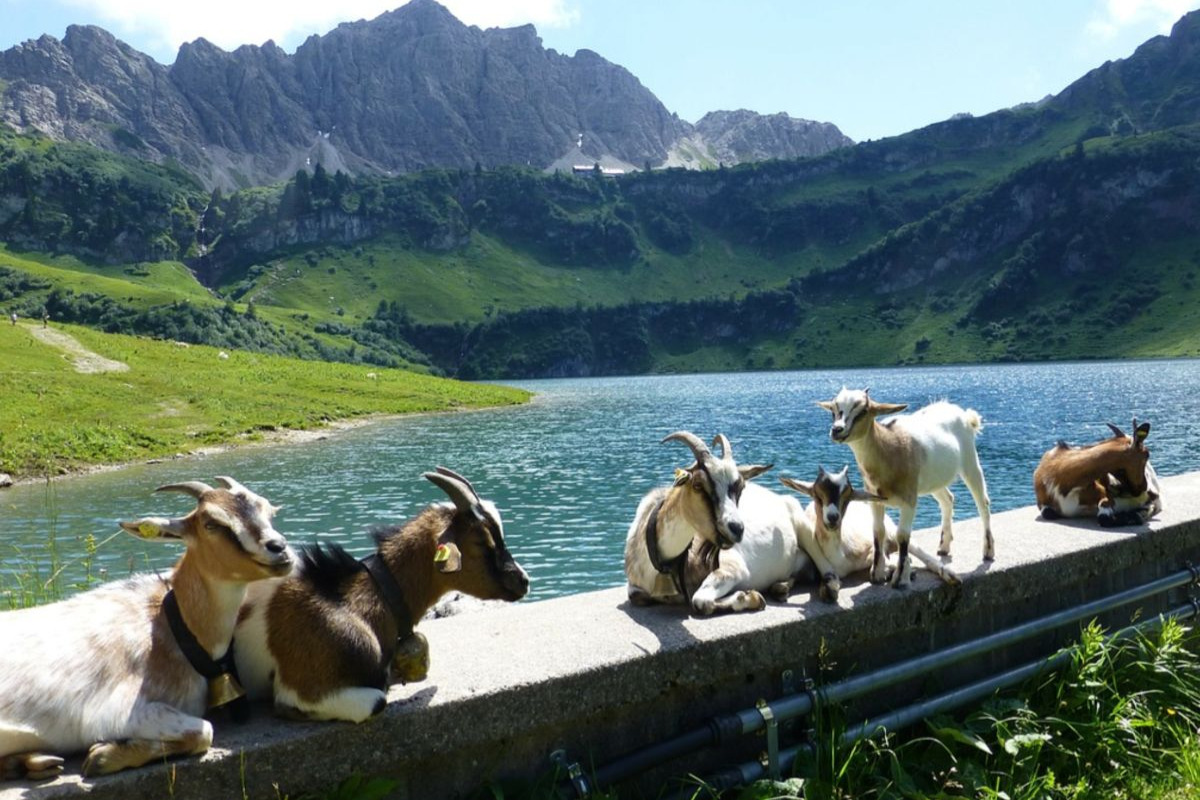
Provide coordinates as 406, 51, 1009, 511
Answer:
624, 431, 810, 615
0, 477, 291, 780
780, 466, 959, 602
1034, 419, 1162, 526
234, 468, 530, 723
817, 388, 993, 588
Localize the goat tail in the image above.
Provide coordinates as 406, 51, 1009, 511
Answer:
963, 408, 984, 435
908, 543, 961, 586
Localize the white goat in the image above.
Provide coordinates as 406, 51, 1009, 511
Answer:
235, 468, 529, 723
624, 431, 811, 615
0, 477, 291, 780
817, 388, 993, 588
780, 466, 959, 602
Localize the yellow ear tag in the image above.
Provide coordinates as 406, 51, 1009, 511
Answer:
137, 522, 158, 538
674, 468, 688, 480
434, 544, 451, 563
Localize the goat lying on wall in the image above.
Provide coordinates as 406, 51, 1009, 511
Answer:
780, 466, 960, 602
818, 388, 994, 588
1034, 420, 1162, 527
0, 477, 292, 780
235, 468, 529, 723
625, 431, 812, 615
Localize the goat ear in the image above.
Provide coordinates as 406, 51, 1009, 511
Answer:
815, 400, 835, 412
869, 401, 908, 415
120, 516, 187, 541
434, 542, 462, 573
672, 468, 690, 487
1134, 422, 1150, 446
849, 489, 885, 503
779, 477, 813, 497
1106, 422, 1126, 439
740, 463, 773, 482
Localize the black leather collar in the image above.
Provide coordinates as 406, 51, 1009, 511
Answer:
162, 589, 249, 722
362, 553, 415, 640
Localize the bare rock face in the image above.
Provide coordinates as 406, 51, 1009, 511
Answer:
0, 0, 853, 188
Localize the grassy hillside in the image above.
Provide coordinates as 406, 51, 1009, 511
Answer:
0, 321, 529, 478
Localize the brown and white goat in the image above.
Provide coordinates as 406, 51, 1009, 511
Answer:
1034, 420, 1162, 526
781, 467, 959, 602
818, 388, 993, 589
234, 468, 530, 723
624, 432, 809, 615
0, 477, 291, 780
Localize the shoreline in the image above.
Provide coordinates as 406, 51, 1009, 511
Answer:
3, 396, 538, 490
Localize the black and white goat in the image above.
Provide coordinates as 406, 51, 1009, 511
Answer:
818, 388, 993, 588
235, 468, 529, 723
624, 431, 812, 615
780, 466, 959, 602
0, 477, 291, 779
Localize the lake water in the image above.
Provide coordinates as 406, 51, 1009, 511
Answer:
3, 360, 1199, 602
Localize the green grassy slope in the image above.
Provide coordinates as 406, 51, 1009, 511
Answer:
0, 321, 528, 478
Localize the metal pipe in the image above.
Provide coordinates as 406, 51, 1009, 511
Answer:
844, 602, 1198, 746
567, 567, 1197, 797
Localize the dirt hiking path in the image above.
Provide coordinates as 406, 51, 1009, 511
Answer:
25, 324, 129, 373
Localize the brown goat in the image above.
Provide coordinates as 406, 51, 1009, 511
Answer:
1034, 420, 1161, 526
234, 468, 529, 722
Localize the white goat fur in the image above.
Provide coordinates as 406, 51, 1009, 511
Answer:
624, 432, 811, 615
818, 389, 993, 588
0, 477, 291, 780
781, 467, 959, 602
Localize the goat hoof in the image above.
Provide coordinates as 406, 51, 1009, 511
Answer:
1, 753, 64, 781
82, 743, 120, 776
741, 591, 766, 612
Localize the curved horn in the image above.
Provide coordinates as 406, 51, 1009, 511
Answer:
214, 476, 249, 494
434, 466, 479, 501
662, 431, 713, 467
711, 434, 733, 462
423, 471, 476, 515
154, 481, 213, 499
1106, 422, 1126, 439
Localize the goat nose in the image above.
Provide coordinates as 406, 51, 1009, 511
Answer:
727, 520, 745, 540
264, 538, 287, 555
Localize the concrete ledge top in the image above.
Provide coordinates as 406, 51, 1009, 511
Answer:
6, 472, 1200, 799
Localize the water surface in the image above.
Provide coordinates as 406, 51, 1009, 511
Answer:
3, 361, 1197, 601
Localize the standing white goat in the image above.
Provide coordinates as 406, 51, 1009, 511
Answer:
817, 388, 993, 588
625, 431, 811, 615
0, 477, 292, 780
780, 466, 959, 602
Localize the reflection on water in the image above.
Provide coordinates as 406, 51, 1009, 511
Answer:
4, 360, 1199, 601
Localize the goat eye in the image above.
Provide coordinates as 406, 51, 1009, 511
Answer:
204, 521, 226, 533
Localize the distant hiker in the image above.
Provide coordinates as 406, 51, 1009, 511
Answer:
8, 312, 15, 326
42, 310, 49, 327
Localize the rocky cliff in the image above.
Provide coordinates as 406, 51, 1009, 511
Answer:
0, 0, 852, 189
665, 109, 855, 168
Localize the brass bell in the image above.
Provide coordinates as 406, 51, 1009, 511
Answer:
207, 672, 247, 710
391, 632, 430, 684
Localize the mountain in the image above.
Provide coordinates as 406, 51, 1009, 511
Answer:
666, 110, 855, 168
0, 0, 851, 190
3, 11, 1200, 379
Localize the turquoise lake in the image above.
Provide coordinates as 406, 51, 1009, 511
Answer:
3, 360, 1199, 601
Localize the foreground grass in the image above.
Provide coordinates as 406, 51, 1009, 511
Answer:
728, 618, 1200, 800
0, 321, 529, 478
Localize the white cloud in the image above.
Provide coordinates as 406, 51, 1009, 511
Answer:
58, 0, 579, 60
1086, 0, 1197, 41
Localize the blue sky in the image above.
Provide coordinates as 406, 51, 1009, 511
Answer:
1, 0, 1197, 141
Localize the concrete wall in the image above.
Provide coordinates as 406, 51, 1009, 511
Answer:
6, 472, 1200, 800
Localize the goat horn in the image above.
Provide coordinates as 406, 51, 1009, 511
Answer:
433, 466, 479, 501
1106, 422, 1126, 438
155, 481, 213, 499
213, 476, 249, 494
423, 471, 476, 515
662, 431, 713, 467
711, 434, 733, 461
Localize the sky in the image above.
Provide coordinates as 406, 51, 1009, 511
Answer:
0, 0, 1198, 142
